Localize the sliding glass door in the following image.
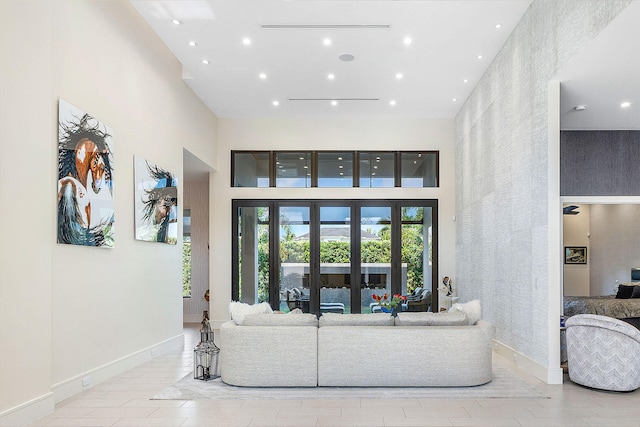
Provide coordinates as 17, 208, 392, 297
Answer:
232, 200, 438, 313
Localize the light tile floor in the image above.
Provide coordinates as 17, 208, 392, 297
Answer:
27, 324, 640, 427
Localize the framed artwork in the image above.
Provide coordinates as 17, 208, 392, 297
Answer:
565, 246, 587, 264
134, 156, 178, 244
57, 99, 115, 247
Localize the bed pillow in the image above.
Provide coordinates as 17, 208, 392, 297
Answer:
229, 301, 273, 325
616, 284, 635, 299
632, 286, 640, 299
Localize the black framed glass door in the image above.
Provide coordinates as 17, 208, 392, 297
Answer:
232, 199, 438, 313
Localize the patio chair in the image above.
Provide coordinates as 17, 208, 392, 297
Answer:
403, 289, 432, 312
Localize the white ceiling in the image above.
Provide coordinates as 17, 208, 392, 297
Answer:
130, 0, 532, 119
557, 1, 640, 131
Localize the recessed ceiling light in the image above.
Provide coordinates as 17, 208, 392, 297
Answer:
331, 100, 338, 106
338, 157, 343, 160
299, 157, 304, 160
259, 73, 267, 79
463, 79, 468, 83
389, 100, 396, 106
172, 19, 182, 25
403, 37, 412, 46
574, 105, 587, 111
242, 38, 251, 45
477, 55, 483, 60
272, 100, 279, 106
452, 98, 457, 102
328, 73, 335, 80
495, 23, 503, 29
339, 172, 344, 176
621, 101, 632, 108
395, 73, 403, 80
323, 38, 332, 46
201, 59, 210, 64
188, 41, 197, 47
339, 165, 343, 169
339, 54, 355, 62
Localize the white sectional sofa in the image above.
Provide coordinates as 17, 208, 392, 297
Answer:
220, 310, 494, 387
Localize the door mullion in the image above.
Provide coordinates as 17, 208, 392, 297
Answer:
391, 202, 401, 297
309, 202, 320, 315
351, 203, 361, 313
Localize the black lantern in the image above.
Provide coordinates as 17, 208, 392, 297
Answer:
193, 313, 220, 381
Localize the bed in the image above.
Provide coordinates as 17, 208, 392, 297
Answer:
564, 295, 640, 319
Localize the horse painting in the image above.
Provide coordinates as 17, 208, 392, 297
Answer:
135, 157, 178, 244
57, 99, 114, 247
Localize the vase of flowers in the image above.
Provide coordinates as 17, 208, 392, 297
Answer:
372, 293, 406, 316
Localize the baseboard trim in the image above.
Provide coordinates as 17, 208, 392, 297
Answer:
493, 339, 563, 385
0, 392, 54, 427
51, 333, 184, 403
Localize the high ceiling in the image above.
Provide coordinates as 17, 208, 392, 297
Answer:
557, 1, 640, 130
131, 0, 532, 119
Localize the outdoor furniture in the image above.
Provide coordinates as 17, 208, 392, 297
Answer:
566, 314, 640, 391
403, 289, 432, 312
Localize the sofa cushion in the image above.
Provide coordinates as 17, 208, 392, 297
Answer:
449, 300, 482, 325
229, 301, 273, 325
242, 313, 318, 326
319, 313, 394, 327
632, 286, 640, 299
394, 311, 468, 326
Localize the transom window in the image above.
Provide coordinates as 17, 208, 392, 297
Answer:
232, 151, 438, 188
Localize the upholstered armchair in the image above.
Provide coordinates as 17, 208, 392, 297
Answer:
565, 314, 640, 391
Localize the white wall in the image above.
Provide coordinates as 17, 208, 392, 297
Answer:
562, 204, 590, 296
209, 118, 455, 326
0, 1, 54, 420
590, 204, 640, 295
183, 178, 211, 322
0, 1, 217, 424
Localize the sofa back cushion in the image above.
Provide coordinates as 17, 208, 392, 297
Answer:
319, 313, 394, 327
242, 313, 319, 327
394, 311, 468, 326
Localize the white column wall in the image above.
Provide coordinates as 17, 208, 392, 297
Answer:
0, 1, 54, 419
0, 1, 217, 424
209, 118, 455, 326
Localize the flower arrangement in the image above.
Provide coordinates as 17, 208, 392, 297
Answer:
372, 293, 406, 311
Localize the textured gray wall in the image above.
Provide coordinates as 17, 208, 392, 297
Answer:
561, 131, 640, 196
455, 0, 630, 368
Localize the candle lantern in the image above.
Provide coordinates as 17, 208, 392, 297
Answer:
193, 314, 220, 381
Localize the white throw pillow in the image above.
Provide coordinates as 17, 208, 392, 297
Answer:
229, 301, 273, 325
449, 299, 481, 325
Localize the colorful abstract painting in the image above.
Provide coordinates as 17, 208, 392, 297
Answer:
57, 99, 115, 247
134, 156, 178, 244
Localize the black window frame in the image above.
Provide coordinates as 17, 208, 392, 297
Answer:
231, 150, 439, 188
